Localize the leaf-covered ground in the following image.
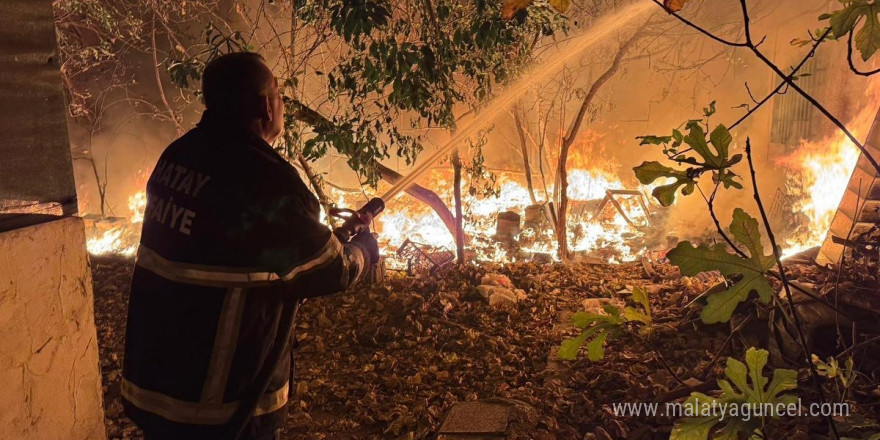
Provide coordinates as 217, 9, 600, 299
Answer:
91, 255, 846, 440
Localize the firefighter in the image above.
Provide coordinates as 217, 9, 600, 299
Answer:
121, 52, 379, 440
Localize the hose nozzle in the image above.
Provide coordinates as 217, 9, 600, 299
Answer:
330, 197, 385, 242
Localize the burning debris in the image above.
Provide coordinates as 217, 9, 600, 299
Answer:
593, 189, 651, 228
369, 168, 664, 265
777, 80, 880, 257
85, 166, 667, 266
81, 133, 866, 270
495, 211, 521, 239
395, 238, 455, 275
84, 191, 147, 257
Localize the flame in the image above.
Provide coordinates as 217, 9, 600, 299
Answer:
86, 147, 652, 263
85, 191, 146, 256
379, 204, 454, 249
86, 227, 137, 257
129, 191, 148, 223
784, 141, 860, 255
567, 169, 624, 200
779, 79, 880, 256
86, 169, 651, 263
365, 163, 650, 264
465, 179, 534, 219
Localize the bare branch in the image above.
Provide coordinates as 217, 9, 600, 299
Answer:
151, 15, 184, 135
649, 0, 748, 47
745, 139, 840, 440
728, 27, 830, 131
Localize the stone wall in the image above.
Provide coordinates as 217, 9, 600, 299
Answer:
0, 216, 106, 440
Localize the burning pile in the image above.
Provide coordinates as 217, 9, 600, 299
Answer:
363, 166, 653, 264
84, 162, 654, 264
85, 126, 873, 265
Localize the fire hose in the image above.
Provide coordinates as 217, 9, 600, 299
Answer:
224, 197, 385, 440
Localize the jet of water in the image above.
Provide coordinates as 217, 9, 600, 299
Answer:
381, 0, 654, 201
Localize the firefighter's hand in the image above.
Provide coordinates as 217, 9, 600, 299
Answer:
350, 231, 379, 266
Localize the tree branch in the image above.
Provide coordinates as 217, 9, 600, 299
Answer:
697, 183, 749, 260
150, 15, 183, 135
729, 27, 830, 131
451, 149, 466, 263
287, 98, 458, 238
555, 24, 643, 259
658, 0, 880, 175
651, 0, 748, 47
512, 104, 538, 205
746, 139, 840, 440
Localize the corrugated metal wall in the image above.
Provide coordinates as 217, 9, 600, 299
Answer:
770, 56, 826, 151
0, 0, 78, 229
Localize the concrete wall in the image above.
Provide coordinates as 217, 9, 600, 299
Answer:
0, 216, 106, 440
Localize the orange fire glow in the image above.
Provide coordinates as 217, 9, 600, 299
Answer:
84, 161, 652, 264
779, 79, 880, 256
85, 191, 146, 257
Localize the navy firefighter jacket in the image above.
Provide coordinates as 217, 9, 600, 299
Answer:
121, 113, 366, 436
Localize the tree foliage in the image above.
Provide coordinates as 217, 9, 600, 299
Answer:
662, 0, 694, 13
821, 0, 880, 61
55, 0, 226, 121
501, 0, 571, 20
558, 304, 625, 362
58, 0, 566, 188
290, 0, 566, 184
633, 106, 777, 324
557, 286, 654, 362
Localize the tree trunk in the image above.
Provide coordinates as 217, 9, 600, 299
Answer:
512, 104, 538, 205
451, 149, 466, 263
556, 30, 641, 261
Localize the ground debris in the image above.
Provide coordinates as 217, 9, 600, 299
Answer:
90, 257, 739, 439
287, 261, 715, 439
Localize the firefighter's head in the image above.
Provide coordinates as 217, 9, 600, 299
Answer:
202, 52, 284, 143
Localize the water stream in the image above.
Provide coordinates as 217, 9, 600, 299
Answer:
381, 0, 655, 201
